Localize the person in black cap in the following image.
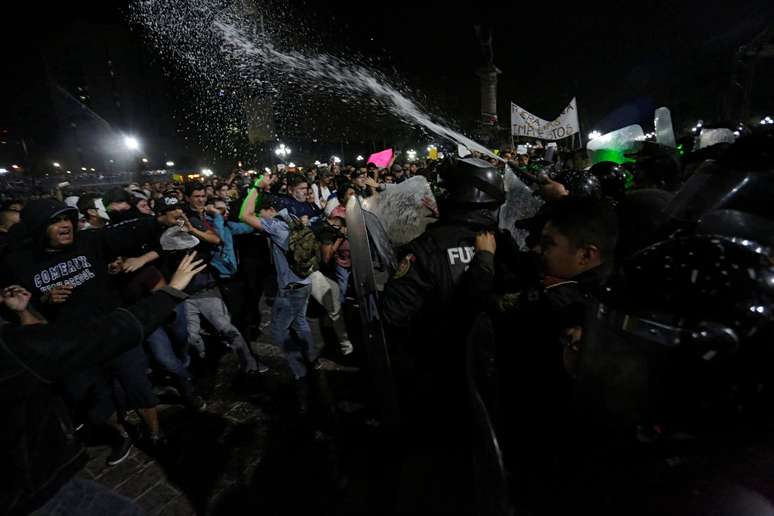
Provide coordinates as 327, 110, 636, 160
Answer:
391, 163, 407, 183
102, 187, 133, 214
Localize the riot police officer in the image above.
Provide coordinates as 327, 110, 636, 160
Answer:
378, 155, 510, 513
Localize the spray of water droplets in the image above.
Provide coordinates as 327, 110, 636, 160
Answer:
129, 0, 497, 161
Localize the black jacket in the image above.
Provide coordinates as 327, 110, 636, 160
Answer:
0, 286, 187, 516
379, 219, 522, 436
3, 199, 162, 322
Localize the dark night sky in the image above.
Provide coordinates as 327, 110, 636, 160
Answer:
2, 0, 773, 166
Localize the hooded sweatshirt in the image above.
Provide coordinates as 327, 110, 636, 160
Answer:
2, 199, 163, 323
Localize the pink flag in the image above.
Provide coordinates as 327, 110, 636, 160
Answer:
366, 148, 393, 169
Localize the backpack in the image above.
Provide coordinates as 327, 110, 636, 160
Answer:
285, 215, 321, 278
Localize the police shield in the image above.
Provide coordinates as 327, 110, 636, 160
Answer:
345, 195, 400, 425
466, 313, 512, 516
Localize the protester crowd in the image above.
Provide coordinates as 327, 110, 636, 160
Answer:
2, 126, 774, 514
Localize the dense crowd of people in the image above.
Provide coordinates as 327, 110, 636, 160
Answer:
3, 126, 774, 514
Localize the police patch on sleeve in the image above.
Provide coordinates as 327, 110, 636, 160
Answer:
393, 253, 416, 279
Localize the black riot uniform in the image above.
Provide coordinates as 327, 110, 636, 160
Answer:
381, 156, 507, 332
377, 156, 509, 513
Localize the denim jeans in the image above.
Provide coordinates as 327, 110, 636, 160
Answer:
271, 284, 317, 378
335, 264, 350, 301
185, 288, 258, 372
31, 479, 143, 516
146, 329, 194, 398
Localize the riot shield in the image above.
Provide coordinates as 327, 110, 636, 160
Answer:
345, 195, 400, 426
362, 176, 437, 247
466, 312, 512, 516
654, 106, 676, 148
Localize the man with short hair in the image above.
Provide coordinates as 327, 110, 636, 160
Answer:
480, 197, 619, 506
155, 195, 262, 383
269, 174, 318, 219
77, 194, 110, 230
240, 181, 318, 407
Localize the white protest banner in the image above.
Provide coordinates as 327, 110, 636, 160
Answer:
511, 98, 580, 140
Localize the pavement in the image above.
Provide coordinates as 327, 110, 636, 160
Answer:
74, 300, 370, 516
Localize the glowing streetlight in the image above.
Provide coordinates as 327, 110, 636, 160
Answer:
314, 160, 321, 166
407, 149, 417, 161
11, 164, 20, 170
274, 143, 291, 159
53, 162, 61, 168
141, 158, 149, 163
0, 168, 7, 174
124, 136, 140, 151
331, 156, 341, 164
90, 168, 95, 172
356, 155, 364, 161
81, 167, 87, 171
201, 168, 213, 177
264, 167, 271, 173
587, 130, 602, 141
166, 161, 175, 167
760, 116, 773, 125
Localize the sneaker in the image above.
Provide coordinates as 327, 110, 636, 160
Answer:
183, 395, 207, 412
340, 340, 354, 356
106, 436, 133, 466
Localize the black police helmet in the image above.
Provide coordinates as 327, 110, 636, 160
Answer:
578, 235, 774, 432
437, 156, 505, 208
589, 161, 627, 201
555, 169, 602, 199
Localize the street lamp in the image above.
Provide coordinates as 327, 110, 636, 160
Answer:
288, 162, 296, 168
331, 156, 341, 164
124, 136, 140, 151
314, 160, 321, 166
407, 149, 417, 161
201, 168, 213, 177
166, 161, 175, 167
588, 130, 602, 141
53, 162, 61, 168
356, 155, 364, 161
141, 158, 149, 164
0, 168, 7, 174
11, 164, 20, 170
81, 167, 87, 171
274, 143, 291, 160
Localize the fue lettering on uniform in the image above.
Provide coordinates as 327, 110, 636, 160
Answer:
447, 246, 476, 265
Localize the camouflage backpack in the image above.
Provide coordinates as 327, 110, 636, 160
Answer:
285, 216, 321, 278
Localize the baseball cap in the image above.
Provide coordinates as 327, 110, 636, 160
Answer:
156, 196, 182, 213
77, 194, 110, 220
103, 187, 132, 207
